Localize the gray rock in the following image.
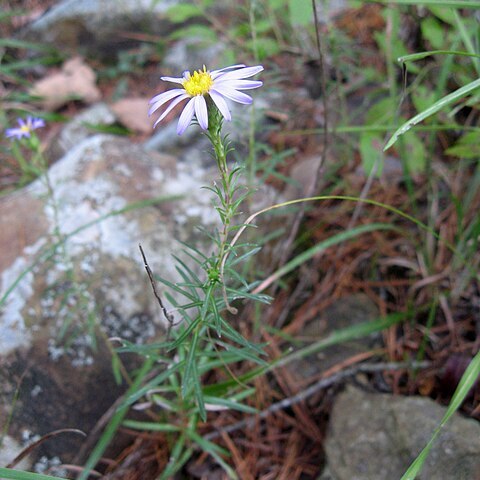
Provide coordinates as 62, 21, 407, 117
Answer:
144, 117, 203, 154
324, 386, 480, 480
0, 434, 31, 470
0, 131, 285, 466
0, 134, 221, 464
162, 37, 225, 75
47, 103, 116, 161
22, 0, 181, 55
0, 134, 220, 358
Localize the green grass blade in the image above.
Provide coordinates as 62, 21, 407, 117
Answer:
373, 0, 480, 7
452, 9, 480, 75
78, 358, 155, 480
0, 469, 66, 480
268, 223, 394, 286
385, 78, 480, 150
0, 38, 56, 51
182, 326, 201, 398
205, 312, 408, 396
121, 360, 183, 408
204, 394, 258, 413
168, 316, 202, 350
398, 50, 480, 63
193, 363, 207, 421
286, 124, 480, 136
186, 430, 236, 479
277, 311, 409, 367
217, 316, 265, 355
401, 350, 480, 479
159, 433, 191, 480
213, 341, 269, 367
122, 420, 180, 432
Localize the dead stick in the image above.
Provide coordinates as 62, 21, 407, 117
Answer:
204, 361, 430, 441
139, 244, 174, 340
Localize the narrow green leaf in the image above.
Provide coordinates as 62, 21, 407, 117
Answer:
201, 284, 214, 322
169, 316, 202, 350
0, 38, 56, 51
122, 420, 180, 432
384, 78, 480, 150
111, 353, 123, 385
279, 311, 409, 367
217, 316, 265, 355
186, 430, 236, 479
398, 50, 480, 63
373, 0, 480, 7
182, 327, 202, 399
225, 286, 272, 304
214, 341, 269, 367
79, 358, 155, 480
272, 223, 395, 284
159, 433, 191, 480
193, 363, 207, 421
401, 350, 480, 479
204, 394, 258, 413
121, 361, 183, 408
205, 312, 408, 396
0, 469, 67, 480
209, 289, 222, 336
452, 9, 480, 76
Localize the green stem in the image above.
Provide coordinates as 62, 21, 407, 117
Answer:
206, 103, 237, 313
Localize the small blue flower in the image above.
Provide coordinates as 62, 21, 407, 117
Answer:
5, 116, 45, 140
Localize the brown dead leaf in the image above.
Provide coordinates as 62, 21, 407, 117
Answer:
30, 57, 101, 111
110, 98, 154, 134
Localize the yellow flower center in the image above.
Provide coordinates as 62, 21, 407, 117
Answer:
20, 125, 31, 133
182, 66, 213, 97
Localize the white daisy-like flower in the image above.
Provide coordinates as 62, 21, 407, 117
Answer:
149, 64, 264, 135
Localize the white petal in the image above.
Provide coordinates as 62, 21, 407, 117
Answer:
148, 89, 185, 115
213, 79, 263, 90
212, 86, 253, 105
194, 96, 208, 130
153, 93, 189, 128
209, 90, 231, 121
215, 65, 263, 81
160, 75, 185, 84
177, 98, 196, 135
210, 64, 246, 79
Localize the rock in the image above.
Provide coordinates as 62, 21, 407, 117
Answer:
47, 102, 116, 161
144, 118, 203, 153
22, 0, 182, 56
324, 386, 480, 480
0, 134, 222, 465
291, 294, 380, 379
283, 155, 323, 200
30, 57, 101, 111
111, 97, 153, 134
0, 435, 31, 470
0, 134, 221, 357
162, 38, 225, 75
0, 131, 284, 467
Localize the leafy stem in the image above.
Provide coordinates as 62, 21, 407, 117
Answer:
205, 102, 239, 314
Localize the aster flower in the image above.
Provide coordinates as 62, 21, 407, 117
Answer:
5, 116, 45, 140
149, 64, 263, 135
